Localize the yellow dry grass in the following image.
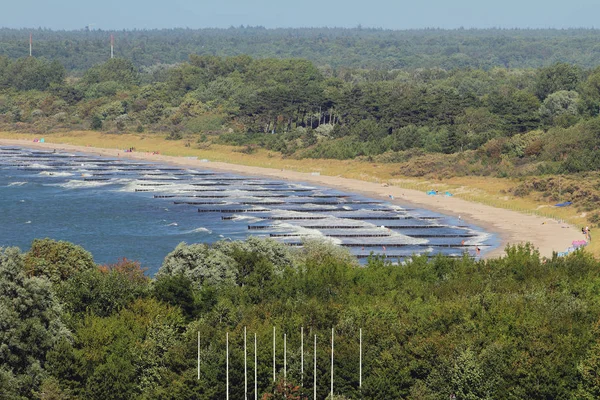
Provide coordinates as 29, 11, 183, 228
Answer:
2, 130, 597, 256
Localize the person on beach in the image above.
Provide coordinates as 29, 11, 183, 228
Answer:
476, 246, 481, 256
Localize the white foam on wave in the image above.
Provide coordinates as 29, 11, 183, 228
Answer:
25, 163, 54, 169
55, 179, 114, 189
229, 214, 263, 223
183, 227, 212, 234
39, 171, 73, 177
463, 230, 493, 246
8, 181, 27, 186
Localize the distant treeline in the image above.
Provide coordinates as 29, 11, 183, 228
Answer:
3, 27, 600, 71
3, 237, 600, 399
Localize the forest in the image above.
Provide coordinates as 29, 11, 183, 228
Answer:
3, 28, 600, 71
3, 237, 600, 399
1, 53, 600, 178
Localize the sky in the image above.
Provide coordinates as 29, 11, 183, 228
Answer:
1, 0, 599, 30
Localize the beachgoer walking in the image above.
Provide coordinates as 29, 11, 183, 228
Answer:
476, 246, 481, 256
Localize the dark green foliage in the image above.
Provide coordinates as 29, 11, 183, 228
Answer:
90, 115, 102, 130
57, 259, 149, 318
534, 62, 582, 100
0, 247, 68, 397
153, 274, 197, 318
0, 56, 65, 91
81, 58, 140, 87
6, 238, 600, 398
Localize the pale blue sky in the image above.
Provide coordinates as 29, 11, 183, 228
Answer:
2, 0, 598, 30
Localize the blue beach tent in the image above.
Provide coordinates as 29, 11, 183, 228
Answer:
555, 201, 572, 207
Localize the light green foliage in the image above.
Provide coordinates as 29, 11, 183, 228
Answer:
297, 238, 359, 268
539, 90, 580, 126
158, 242, 237, 288
158, 238, 297, 294
451, 349, 493, 400
73, 298, 185, 399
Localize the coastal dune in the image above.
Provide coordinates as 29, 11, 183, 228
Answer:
0, 138, 581, 259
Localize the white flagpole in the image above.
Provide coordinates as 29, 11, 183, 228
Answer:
360, 328, 362, 389
254, 333, 258, 400
198, 331, 200, 380
273, 326, 276, 382
301, 326, 304, 387
284, 333, 287, 384
245, 326, 248, 400
226, 332, 229, 400
314, 334, 317, 400
331, 328, 334, 399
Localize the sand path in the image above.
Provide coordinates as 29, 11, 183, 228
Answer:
0, 138, 582, 259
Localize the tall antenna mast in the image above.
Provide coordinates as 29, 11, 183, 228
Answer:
110, 34, 114, 59
29, 33, 32, 57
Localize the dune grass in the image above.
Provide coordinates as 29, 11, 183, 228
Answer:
2, 130, 597, 256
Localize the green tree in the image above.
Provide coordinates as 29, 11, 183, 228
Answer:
539, 90, 580, 127
24, 238, 95, 284
534, 62, 581, 100
0, 247, 68, 397
82, 58, 140, 86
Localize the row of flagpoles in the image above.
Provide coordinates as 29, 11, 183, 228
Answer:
198, 327, 363, 399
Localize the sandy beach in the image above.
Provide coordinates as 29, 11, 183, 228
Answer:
0, 138, 582, 259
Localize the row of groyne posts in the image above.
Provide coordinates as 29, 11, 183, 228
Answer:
198, 327, 362, 399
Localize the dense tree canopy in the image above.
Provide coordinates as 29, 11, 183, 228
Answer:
1, 239, 600, 399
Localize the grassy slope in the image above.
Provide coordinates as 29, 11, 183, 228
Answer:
3, 130, 597, 257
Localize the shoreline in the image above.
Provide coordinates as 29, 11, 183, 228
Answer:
0, 138, 582, 259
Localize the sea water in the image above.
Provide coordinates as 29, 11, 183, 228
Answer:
0, 147, 497, 274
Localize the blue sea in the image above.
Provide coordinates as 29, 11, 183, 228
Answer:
0, 147, 497, 275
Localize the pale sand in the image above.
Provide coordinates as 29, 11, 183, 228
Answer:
0, 138, 582, 259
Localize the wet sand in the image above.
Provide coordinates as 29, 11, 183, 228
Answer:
0, 138, 582, 259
